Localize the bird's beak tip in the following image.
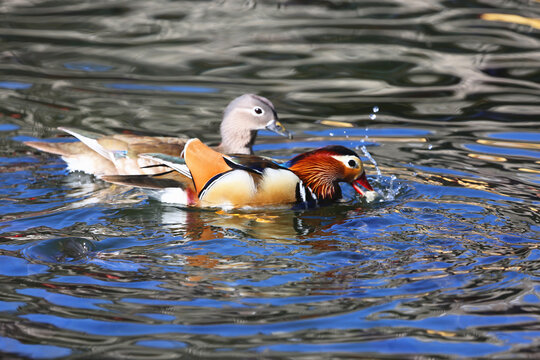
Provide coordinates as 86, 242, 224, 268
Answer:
352, 172, 374, 196
266, 120, 293, 139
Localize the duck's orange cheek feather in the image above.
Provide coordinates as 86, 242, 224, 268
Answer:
342, 167, 360, 182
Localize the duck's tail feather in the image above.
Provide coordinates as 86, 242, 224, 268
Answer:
58, 127, 115, 162
24, 140, 88, 156
101, 171, 198, 205
101, 171, 193, 190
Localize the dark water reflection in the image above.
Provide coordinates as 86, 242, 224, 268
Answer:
1, 0, 540, 358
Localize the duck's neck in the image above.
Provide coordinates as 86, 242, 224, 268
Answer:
218, 127, 256, 155
289, 162, 342, 202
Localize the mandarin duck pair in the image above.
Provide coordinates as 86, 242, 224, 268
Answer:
25, 94, 374, 209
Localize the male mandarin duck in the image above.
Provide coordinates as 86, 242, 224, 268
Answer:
101, 138, 374, 209
24, 94, 290, 176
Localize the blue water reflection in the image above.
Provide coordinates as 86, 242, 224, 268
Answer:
464, 143, 540, 159
487, 132, 540, 142
0, 337, 71, 359
0, 255, 48, 276
17, 289, 111, 310
0, 82, 32, 90
105, 83, 218, 93
304, 128, 432, 137
64, 62, 113, 72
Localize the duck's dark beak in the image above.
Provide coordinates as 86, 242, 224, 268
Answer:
352, 172, 374, 196
266, 120, 293, 139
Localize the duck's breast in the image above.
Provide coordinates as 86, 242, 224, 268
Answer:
198, 168, 300, 208
251, 168, 299, 206
198, 170, 257, 208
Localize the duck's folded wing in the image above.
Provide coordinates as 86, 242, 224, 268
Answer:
138, 153, 191, 178
24, 140, 91, 156
59, 127, 118, 162
182, 139, 233, 194
111, 135, 188, 159
58, 128, 186, 161
102, 171, 198, 205
223, 154, 284, 174
101, 152, 193, 190
101, 171, 192, 190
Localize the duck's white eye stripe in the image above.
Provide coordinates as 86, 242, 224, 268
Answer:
332, 155, 360, 168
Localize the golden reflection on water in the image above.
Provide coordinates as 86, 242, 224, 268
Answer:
518, 167, 540, 174
477, 139, 540, 150
468, 153, 507, 162
319, 120, 354, 127
481, 13, 540, 30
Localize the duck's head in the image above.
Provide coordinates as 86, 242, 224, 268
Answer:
287, 145, 374, 203
220, 94, 291, 154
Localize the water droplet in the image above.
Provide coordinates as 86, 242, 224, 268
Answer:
329, 132, 334, 136
428, 144, 433, 150
373, 106, 379, 113
369, 114, 376, 120
360, 145, 382, 177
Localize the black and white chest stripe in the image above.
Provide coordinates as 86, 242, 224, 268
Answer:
294, 181, 318, 208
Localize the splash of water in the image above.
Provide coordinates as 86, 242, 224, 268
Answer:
360, 145, 382, 177
360, 105, 382, 176
357, 106, 402, 202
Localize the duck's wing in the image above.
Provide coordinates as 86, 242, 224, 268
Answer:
138, 153, 191, 178
24, 139, 118, 175
101, 170, 198, 205
182, 139, 234, 194
24, 139, 92, 157
60, 127, 189, 159
59, 127, 117, 162
25, 127, 109, 159
101, 171, 189, 190
58, 127, 189, 175
111, 134, 188, 157
223, 154, 284, 174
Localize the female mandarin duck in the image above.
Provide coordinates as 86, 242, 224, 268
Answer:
101, 138, 374, 208
24, 94, 290, 176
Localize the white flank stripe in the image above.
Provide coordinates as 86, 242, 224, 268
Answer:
299, 182, 306, 202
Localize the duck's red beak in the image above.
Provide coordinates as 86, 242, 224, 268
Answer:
352, 172, 374, 196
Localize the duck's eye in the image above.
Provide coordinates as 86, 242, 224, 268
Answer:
348, 159, 358, 168
253, 107, 264, 116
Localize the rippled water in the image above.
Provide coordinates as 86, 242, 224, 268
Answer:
1, 0, 540, 358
